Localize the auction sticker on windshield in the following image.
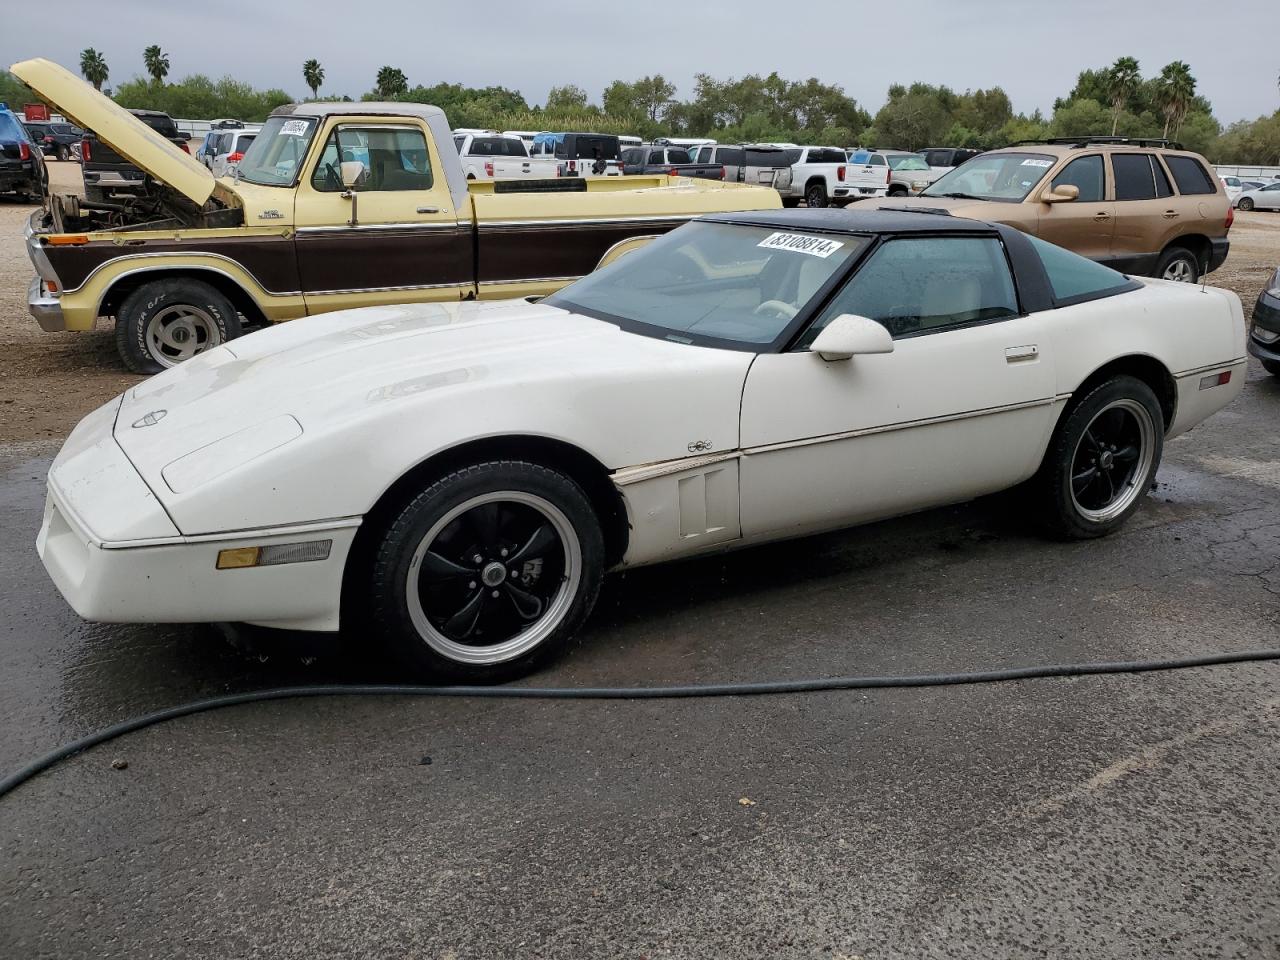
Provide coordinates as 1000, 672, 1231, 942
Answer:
757, 232, 845, 258
280, 120, 310, 137
1020, 158, 1053, 167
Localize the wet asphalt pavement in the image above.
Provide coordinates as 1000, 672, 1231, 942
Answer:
2, 364, 1280, 959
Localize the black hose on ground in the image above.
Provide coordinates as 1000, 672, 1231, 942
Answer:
4, 646, 1280, 800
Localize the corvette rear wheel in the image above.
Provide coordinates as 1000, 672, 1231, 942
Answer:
1034, 375, 1163, 539
370, 461, 604, 681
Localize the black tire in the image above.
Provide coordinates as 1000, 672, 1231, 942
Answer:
1261, 358, 1280, 377
888, 186, 908, 197
1238, 197, 1254, 211
56, 145, 70, 162
1154, 246, 1199, 283
369, 461, 605, 682
781, 197, 801, 208
114, 278, 242, 374
804, 181, 829, 208
1032, 375, 1164, 540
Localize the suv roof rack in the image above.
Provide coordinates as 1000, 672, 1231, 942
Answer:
1008, 136, 1185, 150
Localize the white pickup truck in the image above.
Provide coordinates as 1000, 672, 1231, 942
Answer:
453, 132, 556, 181
775, 145, 888, 207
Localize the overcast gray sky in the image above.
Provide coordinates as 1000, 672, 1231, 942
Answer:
4, 0, 1276, 123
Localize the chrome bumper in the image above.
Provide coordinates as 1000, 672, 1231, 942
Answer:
28, 275, 65, 332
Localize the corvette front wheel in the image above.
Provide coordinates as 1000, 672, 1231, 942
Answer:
370, 461, 604, 681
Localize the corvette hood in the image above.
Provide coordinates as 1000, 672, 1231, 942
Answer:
114, 299, 754, 533
10, 57, 222, 207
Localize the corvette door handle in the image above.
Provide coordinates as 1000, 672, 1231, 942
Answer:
1004, 344, 1039, 363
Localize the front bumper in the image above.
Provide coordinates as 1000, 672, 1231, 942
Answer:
37, 406, 358, 633
1247, 287, 1280, 363
28, 275, 65, 332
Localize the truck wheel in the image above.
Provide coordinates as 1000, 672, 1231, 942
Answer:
888, 186, 908, 197
804, 182, 829, 208
369, 460, 605, 682
115, 278, 242, 374
56, 145, 70, 162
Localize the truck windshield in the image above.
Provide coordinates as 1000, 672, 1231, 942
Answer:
922, 152, 1054, 202
888, 154, 930, 171
545, 221, 866, 350
236, 116, 319, 186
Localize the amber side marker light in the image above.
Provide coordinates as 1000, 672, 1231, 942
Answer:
45, 235, 89, 246
216, 540, 332, 570
1198, 371, 1232, 391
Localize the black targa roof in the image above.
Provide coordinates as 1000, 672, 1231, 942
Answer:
697, 208, 994, 236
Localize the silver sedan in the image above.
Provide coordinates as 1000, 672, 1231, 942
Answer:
1236, 181, 1280, 211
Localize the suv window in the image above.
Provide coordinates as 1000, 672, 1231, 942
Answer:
1027, 234, 1135, 303
716, 147, 744, 165
1153, 157, 1173, 197
311, 125, 433, 192
1164, 155, 1217, 195
1113, 153, 1158, 201
868, 154, 886, 166
1052, 155, 1105, 203
802, 237, 1019, 342
921, 150, 949, 166
745, 149, 785, 167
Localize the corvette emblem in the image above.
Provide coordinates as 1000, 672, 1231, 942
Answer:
131, 410, 167, 428
687, 439, 713, 453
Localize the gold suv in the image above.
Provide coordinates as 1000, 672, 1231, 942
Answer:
875, 137, 1231, 283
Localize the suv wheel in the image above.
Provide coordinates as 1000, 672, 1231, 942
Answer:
115, 278, 242, 374
888, 186, 908, 197
1155, 247, 1199, 283
55, 145, 70, 162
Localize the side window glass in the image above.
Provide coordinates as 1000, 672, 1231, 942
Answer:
311, 125, 433, 192
1152, 157, 1174, 198
1052, 155, 1105, 203
800, 237, 1019, 344
1113, 154, 1156, 201
869, 155, 886, 166
1165, 155, 1216, 195
1027, 234, 1132, 302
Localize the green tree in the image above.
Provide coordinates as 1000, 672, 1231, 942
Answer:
302, 59, 324, 99
546, 84, 589, 111
375, 66, 408, 99
79, 48, 109, 91
603, 75, 677, 122
143, 45, 169, 85
1155, 60, 1196, 138
1105, 56, 1141, 135
1049, 98, 1111, 138
870, 84, 952, 149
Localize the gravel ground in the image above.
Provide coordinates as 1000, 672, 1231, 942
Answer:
1, 164, 1277, 442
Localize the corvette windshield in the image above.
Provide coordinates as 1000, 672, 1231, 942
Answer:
545, 222, 865, 348
922, 152, 1055, 202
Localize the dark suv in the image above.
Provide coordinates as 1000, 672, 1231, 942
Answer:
22, 120, 84, 161
82, 108, 189, 203
0, 104, 44, 199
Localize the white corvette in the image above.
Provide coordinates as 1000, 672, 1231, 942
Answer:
38, 210, 1246, 679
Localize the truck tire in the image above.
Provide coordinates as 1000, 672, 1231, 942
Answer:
804, 181, 829, 208
56, 145, 70, 162
115, 278, 242, 374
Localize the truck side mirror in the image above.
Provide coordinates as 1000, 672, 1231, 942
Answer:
339, 160, 366, 189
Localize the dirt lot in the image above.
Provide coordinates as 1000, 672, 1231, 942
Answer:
2, 162, 1278, 442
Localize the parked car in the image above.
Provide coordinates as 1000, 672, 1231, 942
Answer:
194, 130, 219, 169
0, 103, 45, 198
843, 149, 896, 202
774, 146, 872, 208
920, 146, 982, 178
619, 145, 724, 180
81, 107, 190, 203
208, 127, 261, 178
877, 138, 1232, 283
863, 149, 937, 197
17, 57, 779, 373
1248, 266, 1280, 377
527, 132, 623, 177
454, 133, 553, 181
1236, 182, 1280, 211
37, 208, 1246, 681
691, 144, 794, 192
1220, 176, 1247, 203
22, 120, 83, 161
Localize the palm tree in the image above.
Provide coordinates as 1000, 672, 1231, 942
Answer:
79, 48, 109, 91
1105, 56, 1140, 136
143, 45, 170, 86
375, 66, 408, 99
1155, 61, 1196, 139
302, 59, 324, 100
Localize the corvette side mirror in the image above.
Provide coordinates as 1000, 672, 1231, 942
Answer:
809, 314, 894, 361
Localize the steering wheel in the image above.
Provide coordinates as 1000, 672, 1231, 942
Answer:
323, 161, 343, 191
753, 300, 798, 320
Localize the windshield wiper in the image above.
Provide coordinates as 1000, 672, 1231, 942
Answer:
926, 192, 987, 201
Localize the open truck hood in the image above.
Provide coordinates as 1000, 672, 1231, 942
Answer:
10, 57, 220, 208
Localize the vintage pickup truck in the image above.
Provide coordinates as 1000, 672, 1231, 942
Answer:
15, 59, 779, 373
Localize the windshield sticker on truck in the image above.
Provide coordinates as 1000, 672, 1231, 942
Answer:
757, 232, 845, 258
1020, 158, 1053, 168
280, 120, 310, 137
